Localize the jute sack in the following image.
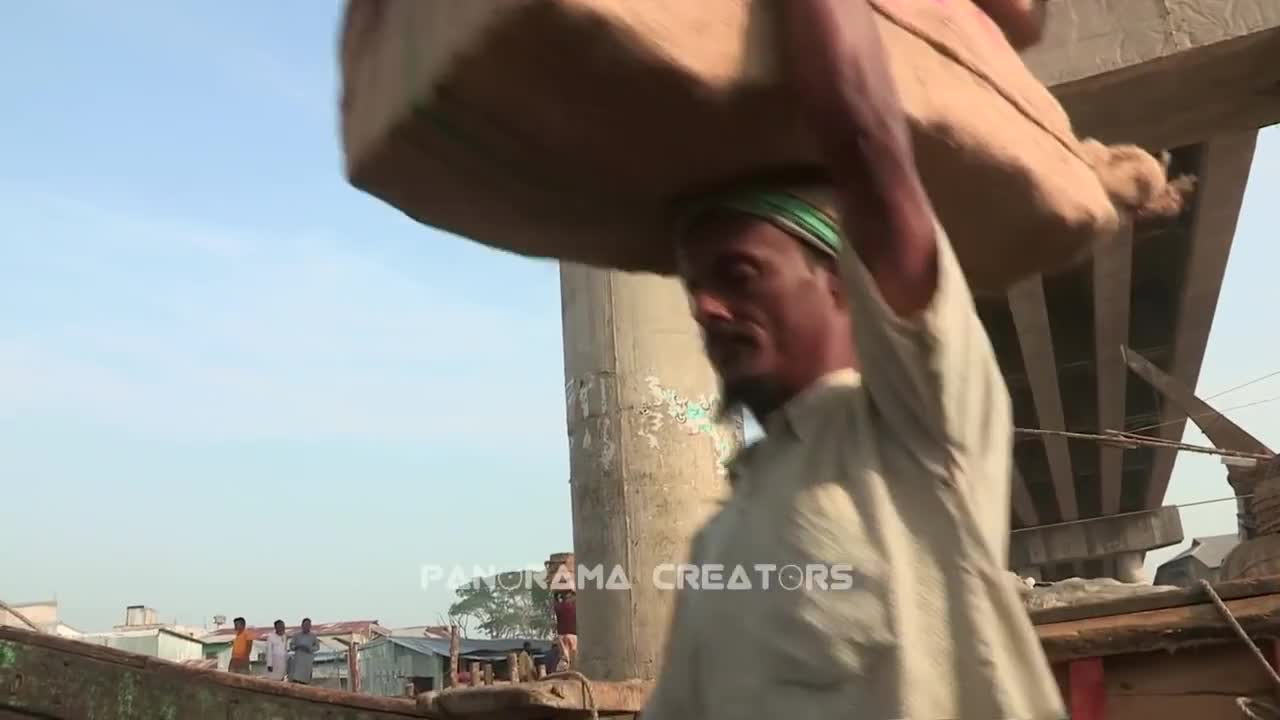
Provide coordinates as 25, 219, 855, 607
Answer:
339, 0, 1189, 293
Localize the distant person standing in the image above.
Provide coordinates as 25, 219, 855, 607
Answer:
553, 592, 577, 669
289, 617, 319, 685
265, 620, 288, 680
228, 617, 253, 674
543, 639, 562, 675
517, 641, 536, 682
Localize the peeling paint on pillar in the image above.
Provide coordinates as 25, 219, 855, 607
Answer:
639, 375, 740, 476
566, 373, 618, 473
565, 372, 741, 477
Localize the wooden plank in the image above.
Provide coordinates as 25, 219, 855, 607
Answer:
0, 627, 426, 719
1102, 644, 1275, 720
350, 639, 362, 694
1029, 575, 1280, 626
1123, 347, 1273, 456
1037, 592, 1280, 662
448, 625, 460, 688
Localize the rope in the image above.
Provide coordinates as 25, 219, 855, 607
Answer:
1238, 697, 1280, 720
1207, 370, 1280, 402
1015, 493, 1252, 532
543, 670, 599, 720
1014, 427, 1274, 461
1196, 580, 1280, 720
1123, 394, 1280, 436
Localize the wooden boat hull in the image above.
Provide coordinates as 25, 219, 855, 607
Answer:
1032, 576, 1280, 720
6, 576, 1280, 719
0, 628, 427, 719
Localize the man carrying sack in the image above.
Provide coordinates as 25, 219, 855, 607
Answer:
643, 1, 1065, 718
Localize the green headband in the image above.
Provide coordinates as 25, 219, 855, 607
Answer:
678, 189, 843, 258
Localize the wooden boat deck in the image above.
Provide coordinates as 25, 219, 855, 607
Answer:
6, 576, 1280, 718
1030, 575, 1280, 661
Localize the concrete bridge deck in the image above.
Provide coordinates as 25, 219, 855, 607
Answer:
994, 0, 1278, 578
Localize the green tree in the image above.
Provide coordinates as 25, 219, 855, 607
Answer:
447, 570, 555, 639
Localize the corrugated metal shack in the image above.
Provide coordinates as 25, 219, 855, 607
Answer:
79, 627, 206, 664
1154, 534, 1241, 587
360, 635, 552, 697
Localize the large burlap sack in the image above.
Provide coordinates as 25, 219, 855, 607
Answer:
1221, 534, 1280, 582
339, 0, 1189, 292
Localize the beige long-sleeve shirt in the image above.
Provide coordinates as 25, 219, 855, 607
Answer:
643, 224, 1066, 719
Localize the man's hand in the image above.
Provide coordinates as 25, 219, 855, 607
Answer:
776, 0, 938, 316
973, 0, 1046, 50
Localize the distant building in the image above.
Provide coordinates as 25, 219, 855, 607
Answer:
108, 605, 206, 638
359, 635, 552, 697
78, 604, 206, 663
1154, 534, 1240, 587
124, 605, 158, 627
80, 626, 206, 663
0, 599, 85, 637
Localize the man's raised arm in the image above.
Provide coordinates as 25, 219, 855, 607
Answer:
776, 0, 938, 317
775, 0, 1010, 460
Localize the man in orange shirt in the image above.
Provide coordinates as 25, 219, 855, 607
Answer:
228, 617, 254, 674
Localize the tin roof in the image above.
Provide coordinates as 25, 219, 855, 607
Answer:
389, 625, 455, 639
369, 635, 552, 661
1165, 534, 1240, 568
203, 619, 387, 644
81, 626, 205, 643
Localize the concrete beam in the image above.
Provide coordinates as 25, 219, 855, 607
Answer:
1011, 465, 1039, 530
1123, 347, 1274, 456
1092, 223, 1133, 516
1145, 132, 1258, 509
1010, 506, 1184, 570
1026, 0, 1280, 149
1125, 345, 1267, 539
1009, 276, 1079, 522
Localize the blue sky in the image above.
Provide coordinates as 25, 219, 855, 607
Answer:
1, 2, 1277, 633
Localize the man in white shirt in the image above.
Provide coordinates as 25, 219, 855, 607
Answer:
265, 619, 288, 681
